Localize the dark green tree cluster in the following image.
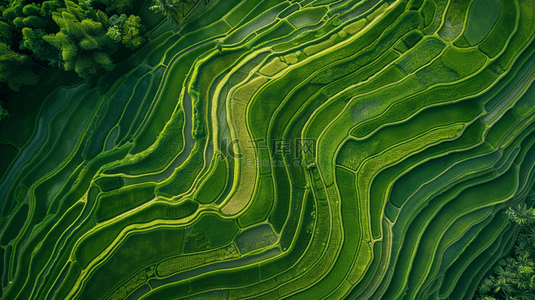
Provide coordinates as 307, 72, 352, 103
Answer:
0, 0, 58, 91
105, 13, 145, 49
0, 42, 40, 91
0, 0, 145, 91
476, 204, 535, 300
43, 1, 119, 78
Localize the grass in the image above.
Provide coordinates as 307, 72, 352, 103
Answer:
396, 37, 445, 74
94, 183, 156, 222
439, 214, 510, 298
287, 7, 328, 28
115, 72, 153, 144
108, 108, 185, 176
420, 0, 436, 28
194, 154, 228, 204
0, 203, 28, 246
437, 0, 471, 41
77, 226, 185, 300
440, 46, 487, 78
463, 0, 502, 46
235, 223, 277, 254
184, 213, 239, 253
157, 142, 205, 197
237, 175, 274, 227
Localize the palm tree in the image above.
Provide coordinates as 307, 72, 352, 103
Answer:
150, 0, 199, 21
493, 276, 513, 295
150, 0, 181, 22
505, 203, 535, 227
479, 277, 495, 294
517, 291, 535, 300
504, 257, 520, 274
179, 0, 196, 16
518, 252, 533, 266
523, 225, 535, 243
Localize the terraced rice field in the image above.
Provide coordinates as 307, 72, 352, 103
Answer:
1, 0, 535, 299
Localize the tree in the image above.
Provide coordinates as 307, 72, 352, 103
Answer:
479, 277, 496, 295
493, 276, 512, 295
22, 3, 41, 17
106, 13, 144, 48
477, 203, 535, 300
120, 14, 144, 49
21, 3, 54, 29
506, 204, 535, 227
0, 0, 145, 91
149, 0, 203, 21
0, 42, 40, 91
149, 0, 181, 22
107, 13, 126, 27
21, 27, 58, 61
106, 25, 120, 42
42, 0, 63, 17
2, 4, 20, 23
43, 0, 117, 78
0, 21, 12, 43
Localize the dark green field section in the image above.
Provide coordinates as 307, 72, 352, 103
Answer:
1, 0, 535, 299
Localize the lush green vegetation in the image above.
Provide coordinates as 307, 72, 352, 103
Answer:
476, 204, 535, 300
1, 0, 535, 299
0, 0, 146, 92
